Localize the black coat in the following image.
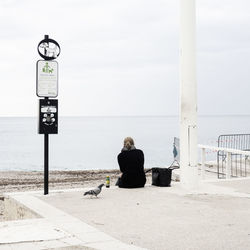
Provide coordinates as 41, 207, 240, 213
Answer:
117, 149, 146, 188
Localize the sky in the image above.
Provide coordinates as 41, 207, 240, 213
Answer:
1, 0, 250, 116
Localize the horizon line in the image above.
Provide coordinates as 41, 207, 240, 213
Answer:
1, 114, 250, 118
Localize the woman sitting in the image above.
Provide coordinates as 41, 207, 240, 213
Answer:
117, 137, 146, 188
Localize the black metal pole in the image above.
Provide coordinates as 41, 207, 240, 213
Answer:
44, 96, 49, 195
44, 35, 49, 57
44, 133, 49, 195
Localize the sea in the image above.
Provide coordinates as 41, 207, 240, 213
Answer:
0, 116, 249, 171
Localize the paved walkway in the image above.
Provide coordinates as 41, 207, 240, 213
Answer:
1, 178, 250, 249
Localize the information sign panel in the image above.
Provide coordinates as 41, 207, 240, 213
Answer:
36, 60, 58, 97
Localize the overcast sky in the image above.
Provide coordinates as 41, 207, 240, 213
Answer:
1, 0, 250, 116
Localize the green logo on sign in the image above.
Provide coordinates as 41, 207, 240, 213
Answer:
42, 62, 54, 73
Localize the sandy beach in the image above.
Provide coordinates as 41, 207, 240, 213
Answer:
0, 170, 123, 193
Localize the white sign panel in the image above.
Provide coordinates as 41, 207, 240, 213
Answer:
36, 60, 58, 97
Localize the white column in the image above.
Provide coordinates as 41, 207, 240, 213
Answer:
180, 0, 198, 188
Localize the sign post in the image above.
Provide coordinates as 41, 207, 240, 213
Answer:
36, 35, 60, 195
44, 133, 49, 195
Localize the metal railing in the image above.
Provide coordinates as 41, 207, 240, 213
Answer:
217, 134, 250, 178
199, 144, 250, 180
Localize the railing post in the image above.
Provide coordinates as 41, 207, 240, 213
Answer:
226, 152, 231, 179
201, 148, 206, 180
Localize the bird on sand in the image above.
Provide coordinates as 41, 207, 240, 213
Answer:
84, 184, 104, 197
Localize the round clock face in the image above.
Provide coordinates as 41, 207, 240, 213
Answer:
37, 37, 61, 60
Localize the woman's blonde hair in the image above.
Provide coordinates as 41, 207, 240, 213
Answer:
123, 137, 134, 150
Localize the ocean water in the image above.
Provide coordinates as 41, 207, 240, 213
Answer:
0, 116, 249, 171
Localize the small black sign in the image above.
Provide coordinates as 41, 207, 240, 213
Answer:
38, 99, 58, 134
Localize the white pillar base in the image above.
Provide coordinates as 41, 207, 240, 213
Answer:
181, 166, 198, 190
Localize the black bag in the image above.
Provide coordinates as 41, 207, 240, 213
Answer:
146, 166, 179, 187
152, 168, 172, 187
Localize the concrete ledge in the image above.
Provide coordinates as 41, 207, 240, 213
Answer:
3, 196, 40, 221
